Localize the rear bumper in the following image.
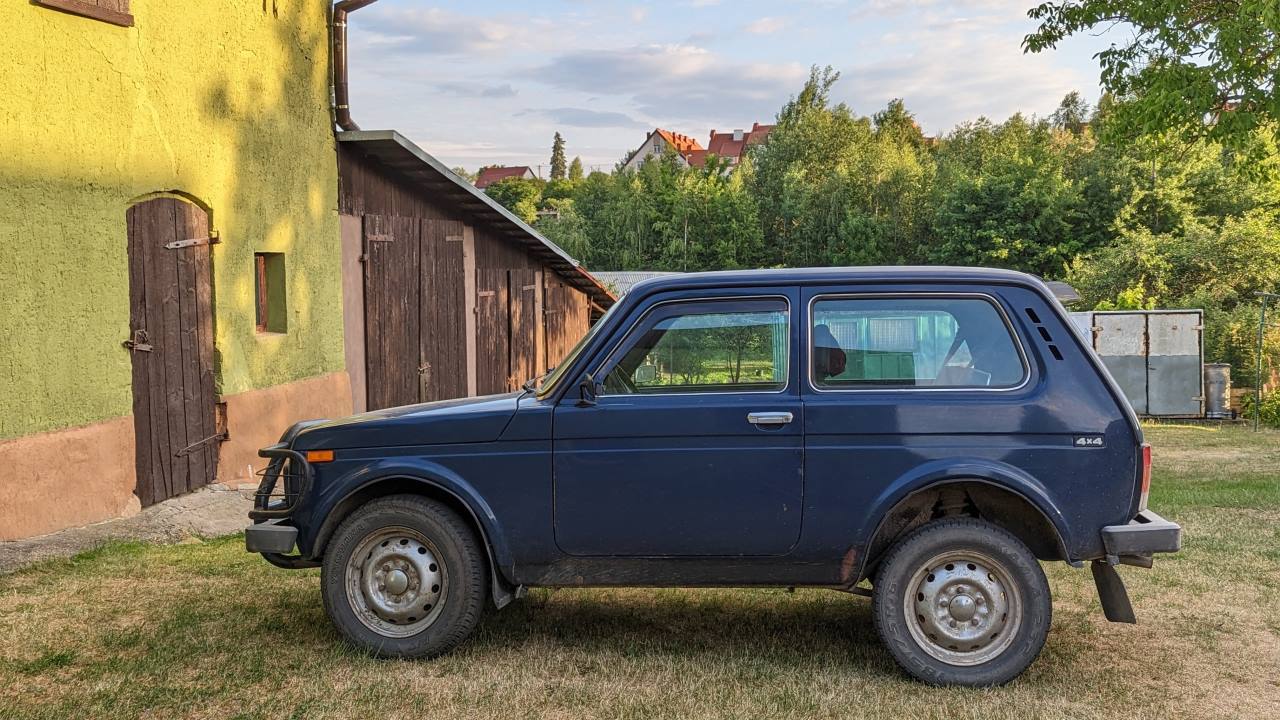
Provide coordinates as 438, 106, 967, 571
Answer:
1101, 509, 1181, 558
1092, 509, 1181, 624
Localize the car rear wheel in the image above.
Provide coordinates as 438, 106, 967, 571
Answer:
321, 494, 486, 658
872, 518, 1051, 686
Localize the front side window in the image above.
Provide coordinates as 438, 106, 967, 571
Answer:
811, 296, 1025, 389
603, 299, 788, 395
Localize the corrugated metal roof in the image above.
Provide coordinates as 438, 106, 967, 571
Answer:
591, 271, 683, 295
336, 130, 614, 309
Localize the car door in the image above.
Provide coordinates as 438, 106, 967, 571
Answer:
552, 290, 803, 556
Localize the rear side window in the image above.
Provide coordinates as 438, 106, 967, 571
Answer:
811, 296, 1026, 389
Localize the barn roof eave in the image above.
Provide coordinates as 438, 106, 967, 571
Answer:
336, 129, 615, 308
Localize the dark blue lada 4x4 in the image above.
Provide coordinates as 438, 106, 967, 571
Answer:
247, 267, 1180, 686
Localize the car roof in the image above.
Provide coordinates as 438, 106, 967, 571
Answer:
626, 266, 1054, 295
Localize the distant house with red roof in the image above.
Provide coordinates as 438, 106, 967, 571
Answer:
703, 122, 774, 169
475, 165, 536, 189
621, 129, 706, 172
622, 123, 774, 173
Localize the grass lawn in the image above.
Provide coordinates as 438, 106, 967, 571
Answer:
2, 424, 1278, 719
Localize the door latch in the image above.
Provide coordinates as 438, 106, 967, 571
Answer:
747, 411, 794, 426
123, 329, 153, 352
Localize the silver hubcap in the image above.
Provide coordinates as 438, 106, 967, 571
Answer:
904, 551, 1021, 666
346, 526, 446, 638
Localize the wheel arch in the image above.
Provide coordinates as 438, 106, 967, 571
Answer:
854, 460, 1074, 584
308, 461, 516, 596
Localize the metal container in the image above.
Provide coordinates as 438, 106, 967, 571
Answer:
1204, 363, 1232, 419
1069, 309, 1205, 417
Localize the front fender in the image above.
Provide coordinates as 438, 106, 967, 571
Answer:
305, 457, 514, 584
854, 458, 1074, 577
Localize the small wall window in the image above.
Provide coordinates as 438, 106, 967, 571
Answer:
34, 0, 133, 27
254, 253, 287, 334
811, 296, 1025, 389
602, 298, 789, 395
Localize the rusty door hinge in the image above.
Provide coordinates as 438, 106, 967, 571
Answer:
175, 432, 227, 457
360, 233, 394, 262
123, 329, 153, 352
165, 230, 220, 250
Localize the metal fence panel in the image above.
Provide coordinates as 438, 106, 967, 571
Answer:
1147, 312, 1203, 416
1094, 313, 1149, 414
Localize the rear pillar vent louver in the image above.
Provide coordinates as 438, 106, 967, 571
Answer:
1024, 307, 1063, 361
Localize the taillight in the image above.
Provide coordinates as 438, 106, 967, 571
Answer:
1138, 443, 1152, 511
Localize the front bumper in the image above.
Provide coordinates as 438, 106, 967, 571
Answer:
246, 433, 321, 568
1101, 509, 1181, 559
245, 522, 298, 554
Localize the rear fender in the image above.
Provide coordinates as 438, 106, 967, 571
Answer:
854, 458, 1073, 581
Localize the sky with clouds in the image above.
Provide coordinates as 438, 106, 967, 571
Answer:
347, 0, 1122, 173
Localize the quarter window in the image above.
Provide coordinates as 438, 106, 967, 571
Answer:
603, 299, 788, 395
811, 296, 1025, 389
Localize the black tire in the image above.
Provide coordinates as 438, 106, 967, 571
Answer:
321, 494, 487, 658
872, 518, 1051, 686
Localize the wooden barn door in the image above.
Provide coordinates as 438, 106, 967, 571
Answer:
364, 215, 474, 409
544, 276, 591, 371
363, 215, 421, 410
475, 268, 510, 395
419, 219, 468, 401
509, 268, 540, 388
125, 197, 219, 506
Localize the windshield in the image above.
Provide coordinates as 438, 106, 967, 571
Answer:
535, 302, 620, 397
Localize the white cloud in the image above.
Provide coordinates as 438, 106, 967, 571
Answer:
521, 107, 648, 129
850, 0, 1034, 20
839, 12, 1086, 133
528, 44, 806, 121
342, 0, 1104, 169
744, 17, 787, 35
436, 82, 518, 99
354, 6, 544, 56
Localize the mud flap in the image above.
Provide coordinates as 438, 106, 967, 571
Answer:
1091, 560, 1136, 623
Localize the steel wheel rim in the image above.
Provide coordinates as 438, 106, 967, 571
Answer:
345, 525, 447, 638
903, 550, 1022, 666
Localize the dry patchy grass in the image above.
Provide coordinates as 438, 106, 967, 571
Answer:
1, 424, 1278, 719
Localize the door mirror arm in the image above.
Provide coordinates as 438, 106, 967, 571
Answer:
578, 373, 603, 407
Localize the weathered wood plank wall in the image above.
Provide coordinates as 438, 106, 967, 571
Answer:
340, 145, 598, 408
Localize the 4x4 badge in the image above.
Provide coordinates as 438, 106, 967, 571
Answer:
1073, 436, 1105, 447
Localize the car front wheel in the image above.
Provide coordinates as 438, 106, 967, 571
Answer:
321, 494, 487, 658
872, 517, 1051, 686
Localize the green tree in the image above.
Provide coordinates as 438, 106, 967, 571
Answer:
1069, 209, 1280, 381
568, 156, 584, 182
1024, 1, 1280, 149
1050, 91, 1091, 135
873, 98, 926, 148
550, 132, 567, 180
485, 177, 543, 224
535, 197, 590, 259
927, 114, 1091, 277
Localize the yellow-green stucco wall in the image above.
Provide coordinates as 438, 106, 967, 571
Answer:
0, 0, 343, 440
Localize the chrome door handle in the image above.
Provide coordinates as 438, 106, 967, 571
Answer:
747, 411, 793, 426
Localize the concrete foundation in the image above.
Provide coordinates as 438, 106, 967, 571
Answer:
0, 371, 352, 541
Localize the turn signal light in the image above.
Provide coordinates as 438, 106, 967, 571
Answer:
305, 449, 335, 464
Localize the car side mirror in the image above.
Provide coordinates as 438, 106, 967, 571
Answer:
633, 363, 658, 384
578, 373, 603, 407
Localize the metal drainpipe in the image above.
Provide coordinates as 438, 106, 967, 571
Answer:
332, 0, 379, 132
